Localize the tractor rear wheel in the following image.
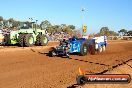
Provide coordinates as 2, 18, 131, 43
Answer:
88, 39, 96, 55
18, 34, 25, 47
49, 50, 56, 57
40, 35, 48, 46
36, 34, 48, 46
24, 34, 34, 47
80, 42, 88, 56
4, 34, 10, 45
89, 43, 96, 55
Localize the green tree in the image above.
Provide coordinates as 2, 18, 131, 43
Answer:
0, 16, 3, 21
109, 31, 119, 36
40, 20, 54, 33
60, 24, 67, 32
97, 27, 119, 36
3, 20, 8, 27
60, 24, 75, 34
100, 27, 110, 36
8, 18, 14, 23
65, 26, 72, 34
13, 21, 20, 27
118, 29, 127, 36
8, 18, 20, 28
8, 18, 15, 28
126, 30, 132, 36
40, 20, 51, 30
52, 25, 62, 32
68, 25, 75, 30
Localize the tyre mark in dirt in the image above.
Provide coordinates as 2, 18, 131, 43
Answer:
30, 49, 36, 52
37, 51, 110, 67
95, 58, 132, 74
116, 59, 132, 69
126, 64, 132, 68
70, 58, 110, 66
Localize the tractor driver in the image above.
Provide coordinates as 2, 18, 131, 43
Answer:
71, 36, 78, 41
60, 38, 70, 58
60, 38, 68, 46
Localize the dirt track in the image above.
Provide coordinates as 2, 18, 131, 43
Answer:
0, 41, 132, 88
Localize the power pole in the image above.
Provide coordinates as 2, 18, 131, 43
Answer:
81, 7, 87, 38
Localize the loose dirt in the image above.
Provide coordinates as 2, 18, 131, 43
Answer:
0, 40, 132, 88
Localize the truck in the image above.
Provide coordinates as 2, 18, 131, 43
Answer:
49, 36, 107, 57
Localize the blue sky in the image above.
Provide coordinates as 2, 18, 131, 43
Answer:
0, 0, 132, 33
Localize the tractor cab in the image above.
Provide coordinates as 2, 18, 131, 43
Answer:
18, 21, 40, 35
19, 22, 35, 29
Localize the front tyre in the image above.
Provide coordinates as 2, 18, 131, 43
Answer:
36, 34, 48, 46
24, 34, 34, 47
40, 35, 48, 46
49, 50, 56, 57
18, 34, 25, 47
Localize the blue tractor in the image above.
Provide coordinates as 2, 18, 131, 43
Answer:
49, 36, 96, 57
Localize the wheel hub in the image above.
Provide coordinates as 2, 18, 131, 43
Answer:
84, 46, 87, 53
29, 37, 33, 44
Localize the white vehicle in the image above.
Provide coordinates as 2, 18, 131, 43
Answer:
93, 36, 107, 53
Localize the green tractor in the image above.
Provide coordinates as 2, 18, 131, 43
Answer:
4, 21, 48, 47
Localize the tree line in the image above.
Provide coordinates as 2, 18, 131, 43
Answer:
0, 16, 131, 36
40, 20, 75, 34
94, 27, 132, 36
0, 16, 76, 34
